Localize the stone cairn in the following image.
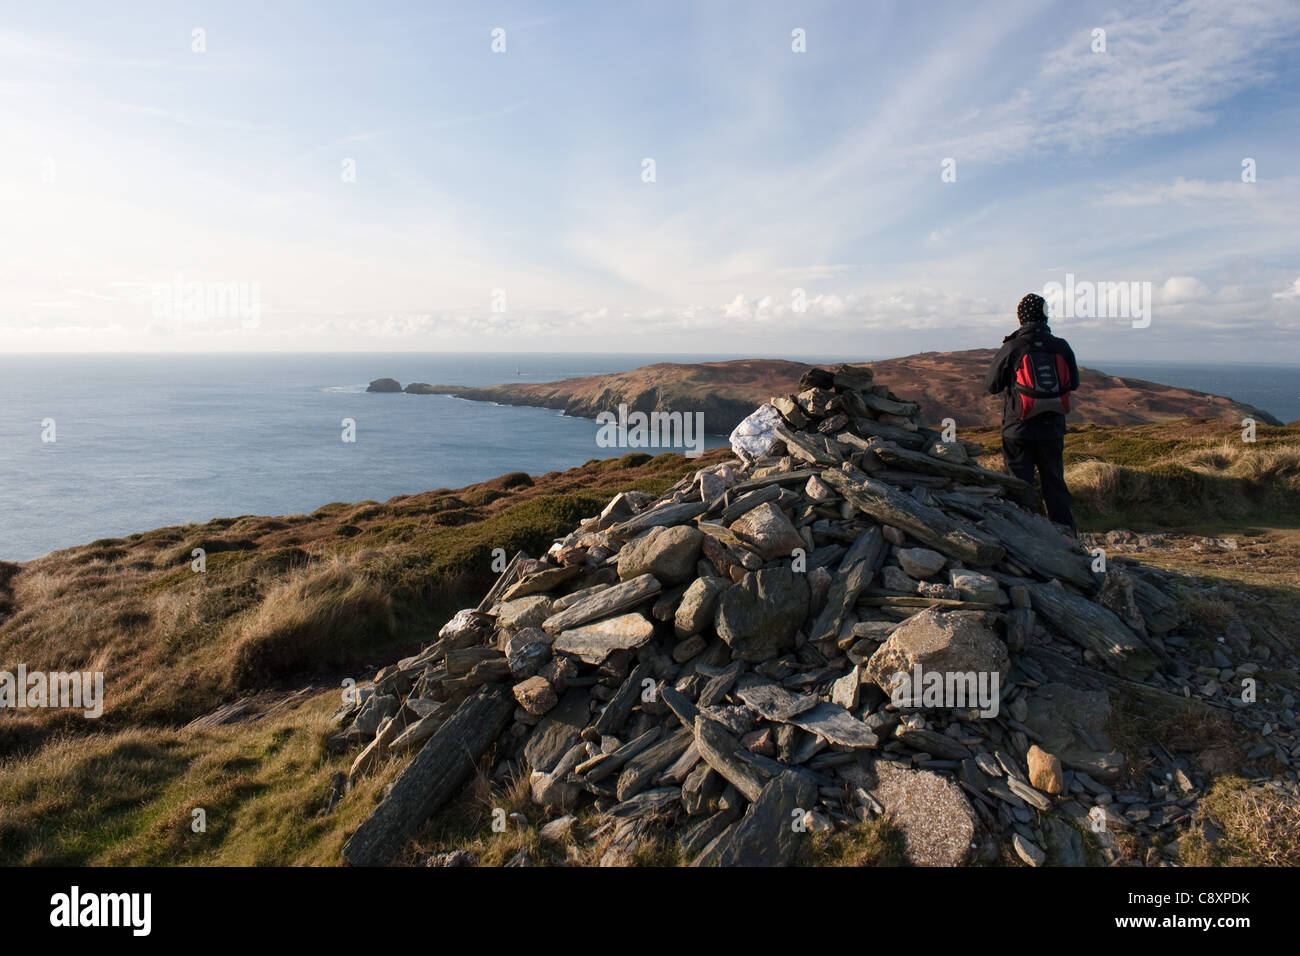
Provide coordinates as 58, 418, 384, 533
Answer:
334, 364, 1243, 867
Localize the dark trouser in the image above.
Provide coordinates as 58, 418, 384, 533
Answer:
1002, 434, 1074, 530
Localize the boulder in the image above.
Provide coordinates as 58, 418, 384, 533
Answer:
513, 676, 558, 716
496, 595, 554, 630
506, 638, 552, 680
438, 608, 492, 647
863, 607, 1009, 693
674, 576, 730, 636
365, 377, 402, 392
872, 760, 979, 866
728, 403, 783, 462
729, 502, 804, 560
352, 693, 397, 738
617, 525, 704, 586
539, 815, 577, 844
715, 568, 810, 662
524, 690, 591, 773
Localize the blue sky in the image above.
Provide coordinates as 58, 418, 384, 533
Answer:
1, 0, 1297, 360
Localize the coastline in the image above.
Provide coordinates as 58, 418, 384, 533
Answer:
371, 351, 1287, 433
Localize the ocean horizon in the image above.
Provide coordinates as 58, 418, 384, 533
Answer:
2, 352, 1297, 562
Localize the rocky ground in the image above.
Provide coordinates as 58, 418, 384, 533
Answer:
330, 365, 1300, 867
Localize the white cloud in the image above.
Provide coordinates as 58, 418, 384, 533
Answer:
933, 0, 1300, 162
1097, 177, 1262, 206
1157, 276, 1210, 303
1274, 277, 1300, 301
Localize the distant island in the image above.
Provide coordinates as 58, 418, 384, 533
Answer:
368, 350, 1283, 433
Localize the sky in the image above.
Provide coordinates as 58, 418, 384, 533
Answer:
1, 0, 1298, 361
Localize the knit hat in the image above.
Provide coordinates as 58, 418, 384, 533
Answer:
1017, 293, 1047, 325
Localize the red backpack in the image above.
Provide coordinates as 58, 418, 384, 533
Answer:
1013, 346, 1072, 419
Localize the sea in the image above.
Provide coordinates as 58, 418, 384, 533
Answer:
1, 353, 1297, 562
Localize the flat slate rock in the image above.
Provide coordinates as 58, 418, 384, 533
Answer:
705, 770, 819, 866
734, 675, 820, 722
501, 564, 582, 602
734, 676, 876, 748
542, 574, 661, 634
554, 612, 655, 664
524, 688, 591, 773
786, 701, 878, 749
609, 786, 682, 819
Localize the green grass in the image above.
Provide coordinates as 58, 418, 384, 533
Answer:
795, 816, 906, 866
0, 692, 388, 865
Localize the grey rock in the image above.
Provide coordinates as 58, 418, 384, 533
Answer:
524, 689, 591, 773
554, 612, 656, 664
863, 607, 1010, 696
1021, 682, 1126, 783
674, 576, 730, 637
538, 814, 577, 844
1012, 832, 1046, 867
881, 565, 916, 592
353, 693, 398, 738
897, 547, 947, 579
729, 502, 805, 560
872, 760, 979, 866
948, 568, 999, 604
617, 525, 705, 586
497, 595, 555, 630
715, 568, 810, 662
703, 770, 819, 866
1042, 815, 1086, 866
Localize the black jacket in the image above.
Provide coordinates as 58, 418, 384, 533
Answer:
984, 320, 1079, 439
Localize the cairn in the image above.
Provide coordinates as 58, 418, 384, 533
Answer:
334, 364, 1251, 867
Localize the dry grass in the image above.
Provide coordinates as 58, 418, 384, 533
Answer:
965, 419, 1300, 529
1180, 776, 1300, 866
1063, 423, 1300, 528
1183, 592, 1238, 634
223, 556, 394, 692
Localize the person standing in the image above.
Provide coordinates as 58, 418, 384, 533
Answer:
985, 293, 1080, 531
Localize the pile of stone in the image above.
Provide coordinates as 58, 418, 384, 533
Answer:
334, 363, 1290, 867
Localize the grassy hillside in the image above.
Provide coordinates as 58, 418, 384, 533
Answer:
2, 418, 1298, 865
0, 451, 718, 758
963, 418, 1300, 529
